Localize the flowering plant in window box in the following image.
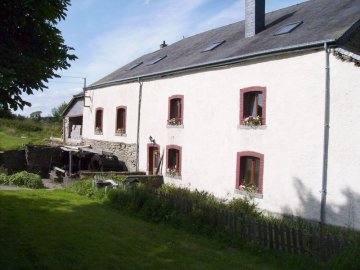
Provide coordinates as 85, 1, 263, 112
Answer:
116, 128, 125, 135
242, 115, 262, 126
166, 167, 180, 177
239, 180, 258, 193
167, 118, 182, 125
95, 127, 103, 134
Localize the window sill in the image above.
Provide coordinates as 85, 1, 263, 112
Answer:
167, 124, 184, 129
115, 133, 127, 137
165, 173, 182, 179
237, 125, 267, 130
234, 188, 263, 199
94, 132, 103, 135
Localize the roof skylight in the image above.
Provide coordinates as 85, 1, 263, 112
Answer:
202, 40, 225, 52
274, 21, 303, 36
127, 62, 143, 71
146, 55, 167, 66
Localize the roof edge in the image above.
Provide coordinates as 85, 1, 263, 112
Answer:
86, 39, 336, 90
61, 94, 85, 117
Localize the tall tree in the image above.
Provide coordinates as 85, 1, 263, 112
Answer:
51, 101, 68, 122
0, 0, 77, 110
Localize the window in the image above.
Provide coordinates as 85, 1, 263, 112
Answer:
94, 108, 103, 134
166, 145, 182, 177
146, 55, 167, 65
168, 95, 184, 126
274, 21, 303, 36
236, 151, 264, 194
240, 86, 266, 126
127, 62, 143, 70
115, 106, 126, 135
202, 40, 225, 52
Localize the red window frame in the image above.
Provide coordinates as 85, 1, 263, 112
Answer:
168, 95, 184, 125
115, 106, 127, 133
236, 151, 264, 194
240, 86, 266, 125
94, 108, 103, 133
166, 145, 182, 175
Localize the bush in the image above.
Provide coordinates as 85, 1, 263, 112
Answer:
0, 173, 9, 185
65, 179, 106, 200
7, 171, 44, 189
227, 197, 262, 218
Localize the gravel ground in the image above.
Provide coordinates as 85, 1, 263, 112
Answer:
0, 185, 31, 190
0, 179, 63, 190
42, 179, 63, 190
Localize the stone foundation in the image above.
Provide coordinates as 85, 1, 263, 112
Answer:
82, 139, 137, 172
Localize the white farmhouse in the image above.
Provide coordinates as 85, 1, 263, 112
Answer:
68, 0, 360, 229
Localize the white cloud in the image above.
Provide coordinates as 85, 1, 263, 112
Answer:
84, 0, 208, 83
18, 0, 254, 116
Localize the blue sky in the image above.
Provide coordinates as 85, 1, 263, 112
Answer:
17, 0, 305, 116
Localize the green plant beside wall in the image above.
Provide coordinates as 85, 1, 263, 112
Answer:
0, 171, 44, 189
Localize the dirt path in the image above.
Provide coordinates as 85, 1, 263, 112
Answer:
0, 185, 31, 190
42, 179, 63, 190
0, 179, 63, 190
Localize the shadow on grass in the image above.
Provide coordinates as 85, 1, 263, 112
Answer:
0, 190, 322, 270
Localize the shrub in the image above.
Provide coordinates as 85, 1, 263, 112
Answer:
0, 173, 9, 185
227, 197, 262, 218
66, 179, 106, 200
8, 171, 44, 189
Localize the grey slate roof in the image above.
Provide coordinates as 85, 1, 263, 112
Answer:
62, 92, 84, 117
89, 0, 360, 89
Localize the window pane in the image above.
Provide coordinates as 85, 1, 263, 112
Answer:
254, 158, 260, 188
170, 98, 181, 119
241, 156, 260, 188
169, 149, 179, 169
257, 93, 263, 117
244, 92, 262, 118
96, 110, 102, 128
244, 158, 252, 184
117, 109, 125, 129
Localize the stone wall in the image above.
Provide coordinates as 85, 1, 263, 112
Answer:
82, 139, 137, 172
25, 145, 63, 178
0, 150, 26, 174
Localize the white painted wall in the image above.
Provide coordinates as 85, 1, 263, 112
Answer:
82, 83, 139, 144
82, 49, 360, 229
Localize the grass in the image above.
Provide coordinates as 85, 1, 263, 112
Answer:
0, 189, 323, 270
0, 118, 61, 151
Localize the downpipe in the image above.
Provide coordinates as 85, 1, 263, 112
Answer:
320, 43, 330, 225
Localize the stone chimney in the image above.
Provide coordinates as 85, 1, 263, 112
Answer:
245, 0, 265, 38
160, 41, 167, 49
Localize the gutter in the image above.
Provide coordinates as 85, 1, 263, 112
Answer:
135, 78, 143, 171
86, 39, 336, 90
320, 43, 331, 225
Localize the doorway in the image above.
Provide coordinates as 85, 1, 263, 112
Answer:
148, 144, 160, 175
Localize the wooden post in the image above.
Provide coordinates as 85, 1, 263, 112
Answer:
69, 151, 72, 175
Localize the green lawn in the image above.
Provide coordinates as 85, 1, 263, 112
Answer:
0, 190, 319, 270
0, 118, 61, 151
0, 131, 38, 150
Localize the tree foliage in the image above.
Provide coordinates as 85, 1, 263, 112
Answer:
0, 0, 77, 110
51, 101, 68, 121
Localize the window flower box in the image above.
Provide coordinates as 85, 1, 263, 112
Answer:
95, 127, 103, 135
242, 115, 262, 127
167, 118, 182, 126
166, 167, 181, 177
115, 128, 125, 135
239, 181, 259, 194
